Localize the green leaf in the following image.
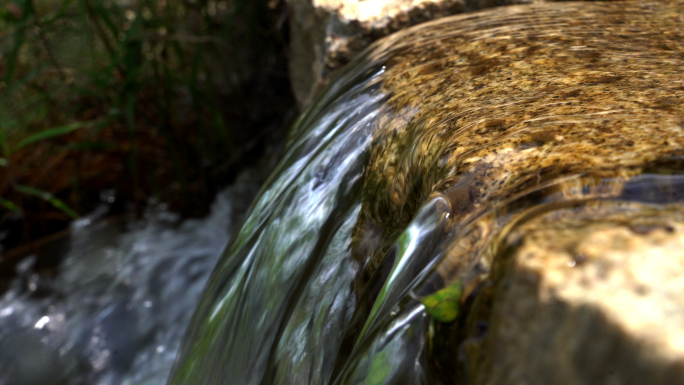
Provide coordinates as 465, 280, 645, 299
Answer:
14, 184, 79, 219
420, 281, 463, 323
13, 121, 86, 150
0, 197, 20, 212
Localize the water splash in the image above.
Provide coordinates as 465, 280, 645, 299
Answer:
0, 170, 263, 385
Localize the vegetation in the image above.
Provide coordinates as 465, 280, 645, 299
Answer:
0, 0, 294, 257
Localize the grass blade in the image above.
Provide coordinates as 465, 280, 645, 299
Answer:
14, 184, 79, 219
13, 121, 86, 151
0, 198, 20, 212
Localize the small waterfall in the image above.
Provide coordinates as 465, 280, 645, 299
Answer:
168, 55, 391, 385
169, 1, 684, 384
2, 1, 681, 384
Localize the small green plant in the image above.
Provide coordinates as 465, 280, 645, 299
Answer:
0, 121, 87, 217
420, 281, 463, 323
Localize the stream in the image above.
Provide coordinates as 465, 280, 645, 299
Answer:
0, 169, 266, 385
2, 1, 683, 384
168, 1, 684, 384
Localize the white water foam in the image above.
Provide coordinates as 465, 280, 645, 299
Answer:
0, 170, 263, 385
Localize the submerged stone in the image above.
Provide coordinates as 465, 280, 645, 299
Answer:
352, 0, 684, 297
170, 1, 684, 384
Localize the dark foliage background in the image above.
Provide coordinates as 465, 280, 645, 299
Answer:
0, 0, 294, 268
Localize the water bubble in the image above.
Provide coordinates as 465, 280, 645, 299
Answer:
0, 307, 14, 317
16, 256, 36, 275
100, 190, 117, 204
34, 316, 50, 329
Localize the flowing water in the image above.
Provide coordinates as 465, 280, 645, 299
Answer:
2, 1, 683, 384
169, 1, 684, 384
0, 170, 265, 385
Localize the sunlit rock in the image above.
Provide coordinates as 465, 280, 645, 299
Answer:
457, 207, 684, 384
351, 0, 684, 301
288, 0, 542, 107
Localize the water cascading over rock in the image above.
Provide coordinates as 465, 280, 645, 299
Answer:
169, 1, 684, 384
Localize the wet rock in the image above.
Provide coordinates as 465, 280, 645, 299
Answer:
286, 0, 599, 107
339, 0, 684, 382
288, 0, 533, 107
459, 208, 684, 384
351, 0, 684, 291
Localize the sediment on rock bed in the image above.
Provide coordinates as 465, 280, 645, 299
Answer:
333, 3, 684, 381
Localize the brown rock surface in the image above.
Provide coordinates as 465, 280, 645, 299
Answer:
288, 0, 541, 107
334, 0, 684, 382
351, 0, 684, 287
459, 206, 684, 384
